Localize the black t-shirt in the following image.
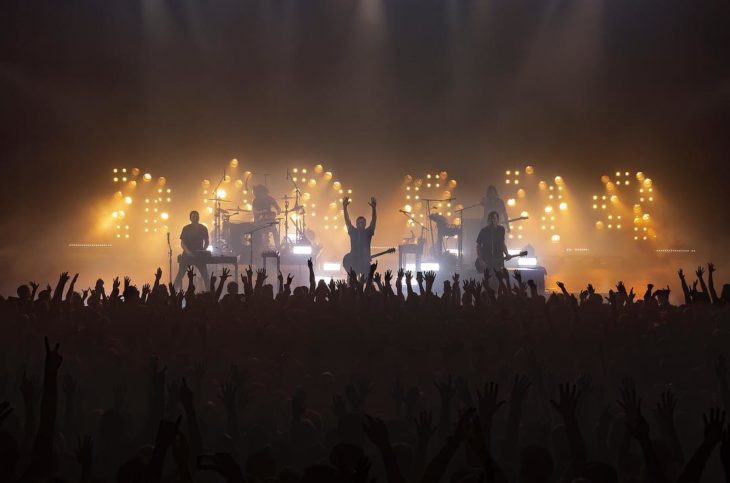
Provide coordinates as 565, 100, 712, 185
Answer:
347, 225, 374, 262
180, 223, 209, 251
476, 225, 505, 260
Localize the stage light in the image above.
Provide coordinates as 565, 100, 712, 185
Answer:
595, 221, 604, 229
507, 198, 516, 207
538, 181, 547, 190
520, 210, 528, 217
642, 213, 650, 221
505, 179, 510, 184
610, 195, 618, 203
113, 168, 118, 173
554, 175, 563, 185
112, 211, 118, 219
592, 204, 597, 209
551, 234, 561, 242
559, 202, 567, 210
616, 171, 621, 177
124, 196, 133, 204
160, 212, 169, 220
601, 175, 610, 184
544, 206, 553, 213
291, 244, 313, 255
216, 188, 226, 199
158, 177, 166, 186
230, 158, 238, 168
421, 262, 440, 271
333, 181, 342, 190
505, 170, 511, 175
324, 171, 333, 180
518, 257, 538, 267
624, 180, 630, 185
643, 178, 653, 188
113, 177, 119, 182
606, 182, 615, 191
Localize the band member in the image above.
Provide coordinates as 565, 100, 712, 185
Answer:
173, 210, 211, 291
476, 211, 509, 272
342, 196, 377, 275
251, 184, 281, 250
481, 185, 510, 232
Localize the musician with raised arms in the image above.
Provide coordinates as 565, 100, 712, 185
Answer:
173, 210, 211, 291
342, 196, 377, 275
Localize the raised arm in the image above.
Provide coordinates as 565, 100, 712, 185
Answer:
678, 268, 691, 305
343, 196, 354, 230
368, 196, 377, 231
708, 263, 720, 304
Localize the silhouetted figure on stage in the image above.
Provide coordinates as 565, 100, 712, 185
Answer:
252, 184, 281, 251
173, 210, 211, 291
476, 210, 509, 272
342, 196, 377, 275
481, 185, 510, 232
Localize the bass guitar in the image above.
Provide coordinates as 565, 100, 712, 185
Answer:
475, 250, 528, 272
343, 247, 396, 273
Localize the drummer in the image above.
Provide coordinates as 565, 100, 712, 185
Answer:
252, 184, 282, 250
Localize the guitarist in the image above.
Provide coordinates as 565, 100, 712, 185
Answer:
476, 211, 510, 272
343, 196, 377, 275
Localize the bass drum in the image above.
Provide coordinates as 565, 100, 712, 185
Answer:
227, 222, 256, 256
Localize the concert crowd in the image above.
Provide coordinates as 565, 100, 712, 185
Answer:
0, 262, 729, 483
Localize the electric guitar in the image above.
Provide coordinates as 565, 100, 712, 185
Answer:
343, 247, 396, 273
475, 250, 528, 272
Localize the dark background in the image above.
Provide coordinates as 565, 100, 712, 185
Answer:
1, 0, 729, 289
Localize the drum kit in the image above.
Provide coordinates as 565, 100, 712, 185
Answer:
208, 193, 309, 258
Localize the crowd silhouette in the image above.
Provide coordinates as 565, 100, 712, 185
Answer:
1, 261, 729, 482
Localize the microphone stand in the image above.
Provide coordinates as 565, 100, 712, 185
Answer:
243, 221, 278, 266
454, 202, 481, 271
166, 232, 172, 286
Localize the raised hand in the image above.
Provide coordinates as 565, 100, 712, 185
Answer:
0, 401, 12, 426
30, 281, 39, 292
551, 382, 582, 420
44, 337, 63, 371
703, 407, 726, 446
342, 196, 351, 207
112, 276, 121, 290
696, 266, 705, 279
511, 374, 531, 404
155, 267, 163, 281
362, 415, 390, 449
217, 382, 237, 411
476, 382, 505, 420
678, 268, 685, 279
708, 262, 716, 275
654, 389, 678, 425
384, 269, 393, 284
186, 266, 195, 279
245, 265, 253, 279
75, 434, 93, 469
123, 276, 131, 289
155, 415, 182, 449
619, 380, 649, 439
397, 268, 404, 280
286, 273, 294, 286
220, 267, 230, 281
434, 375, 456, 404
368, 196, 376, 207
415, 410, 436, 445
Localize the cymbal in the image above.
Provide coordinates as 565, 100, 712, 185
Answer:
207, 198, 232, 203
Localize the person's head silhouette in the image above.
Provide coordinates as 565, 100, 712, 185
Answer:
356, 216, 367, 229
189, 210, 200, 224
